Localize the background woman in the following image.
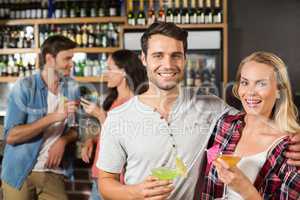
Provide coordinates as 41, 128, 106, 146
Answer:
200, 51, 300, 199
80, 49, 148, 200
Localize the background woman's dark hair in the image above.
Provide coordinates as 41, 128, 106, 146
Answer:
102, 49, 149, 111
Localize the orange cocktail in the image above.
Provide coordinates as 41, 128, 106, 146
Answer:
217, 155, 241, 168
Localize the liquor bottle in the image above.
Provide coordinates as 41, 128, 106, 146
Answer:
36, 0, 43, 19
84, 59, 92, 77
197, 0, 205, 23
75, 25, 83, 47
181, 0, 189, 24
165, 0, 174, 23
90, 1, 97, 17
62, 1, 68, 18
95, 24, 101, 47
82, 24, 88, 47
41, 0, 48, 18
173, 0, 181, 24
213, 0, 222, 23
80, 1, 87, 17
99, 53, 108, 73
55, 0, 62, 18
127, 0, 135, 26
68, 25, 76, 42
204, 0, 213, 23
98, 0, 106, 17
9, 0, 16, 19
190, 0, 197, 24
157, 0, 165, 22
147, 0, 155, 25
0, 1, 5, 19
21, 0, 27, 19
108, 0, 119, 16
69, 1, 76, 18
100, 24, 108, 47
137, 0, 146, 26
108, 23, 118, 47
88, 24, 95, 47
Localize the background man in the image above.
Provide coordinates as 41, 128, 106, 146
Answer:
1, 35, 79, 200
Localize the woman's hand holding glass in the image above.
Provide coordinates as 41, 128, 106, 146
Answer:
214, 157, 259, 199
80, 98, 106, 124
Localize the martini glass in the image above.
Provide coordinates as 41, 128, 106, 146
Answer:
216, 153, 241, 200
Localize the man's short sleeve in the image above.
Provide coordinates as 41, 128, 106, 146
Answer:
96, 113, 126, 174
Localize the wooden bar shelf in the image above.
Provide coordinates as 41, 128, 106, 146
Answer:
0, 76, 107, 83
123, 23, 226, 30
0, 17, 126, 25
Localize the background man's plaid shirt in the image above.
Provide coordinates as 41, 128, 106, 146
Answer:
197, 113, 300, 200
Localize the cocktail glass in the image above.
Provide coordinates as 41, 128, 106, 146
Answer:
216, 154, 241, 200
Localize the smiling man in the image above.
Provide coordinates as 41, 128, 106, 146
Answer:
1, 35, 80, 200
97, 22, 232, 200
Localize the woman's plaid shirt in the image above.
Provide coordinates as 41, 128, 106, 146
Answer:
198, 113, 300, 200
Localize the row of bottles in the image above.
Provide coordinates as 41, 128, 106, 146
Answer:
0, 26, 35, 48
0, 0, 48, 19
73, 53, 108, 77
39, 23, 120, 48
127, 0, 223, 26
0, 0, 121, 19
0, 54, 37, 77
54, 0, 121, 18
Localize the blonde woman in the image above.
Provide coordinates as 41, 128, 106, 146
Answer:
200, 52, 300, 199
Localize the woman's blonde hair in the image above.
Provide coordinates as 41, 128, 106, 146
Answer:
232, 51, 300, 133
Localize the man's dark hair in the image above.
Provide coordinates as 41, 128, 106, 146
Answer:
141, 22, 188, 56
40, 35, 77, 68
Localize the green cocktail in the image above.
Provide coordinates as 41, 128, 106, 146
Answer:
151, 167, 179, 180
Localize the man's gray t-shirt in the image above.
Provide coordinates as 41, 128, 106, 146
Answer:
97, 89, 234, 200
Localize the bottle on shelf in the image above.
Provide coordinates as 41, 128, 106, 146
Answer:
157, 0, 166, 22
82, 24, 89, 48
204, 0, 213, 23
54, 0, 62, 18
80, 1, 87, 18
90, 1, 97, 17
98, 0, 106, 17
127, 0, 136, 26
87, 24, 95, 47
147, 0, 155, 25
181, 0, 190, 24
41, 0, 48, 18
75, 25, 83, 47
69, 1, 76, 18
0, 56, 8, 77
100, 24, 108, 47
166, 0, 174, 23
173, 0, 181, 24
213, 0, 222, 23
190, 0, 197, 24
197, 0, 205, 23
137, 0, 146, 26
108, 0, 120, 16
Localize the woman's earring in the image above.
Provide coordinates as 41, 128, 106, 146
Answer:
276, 91, 280, 99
